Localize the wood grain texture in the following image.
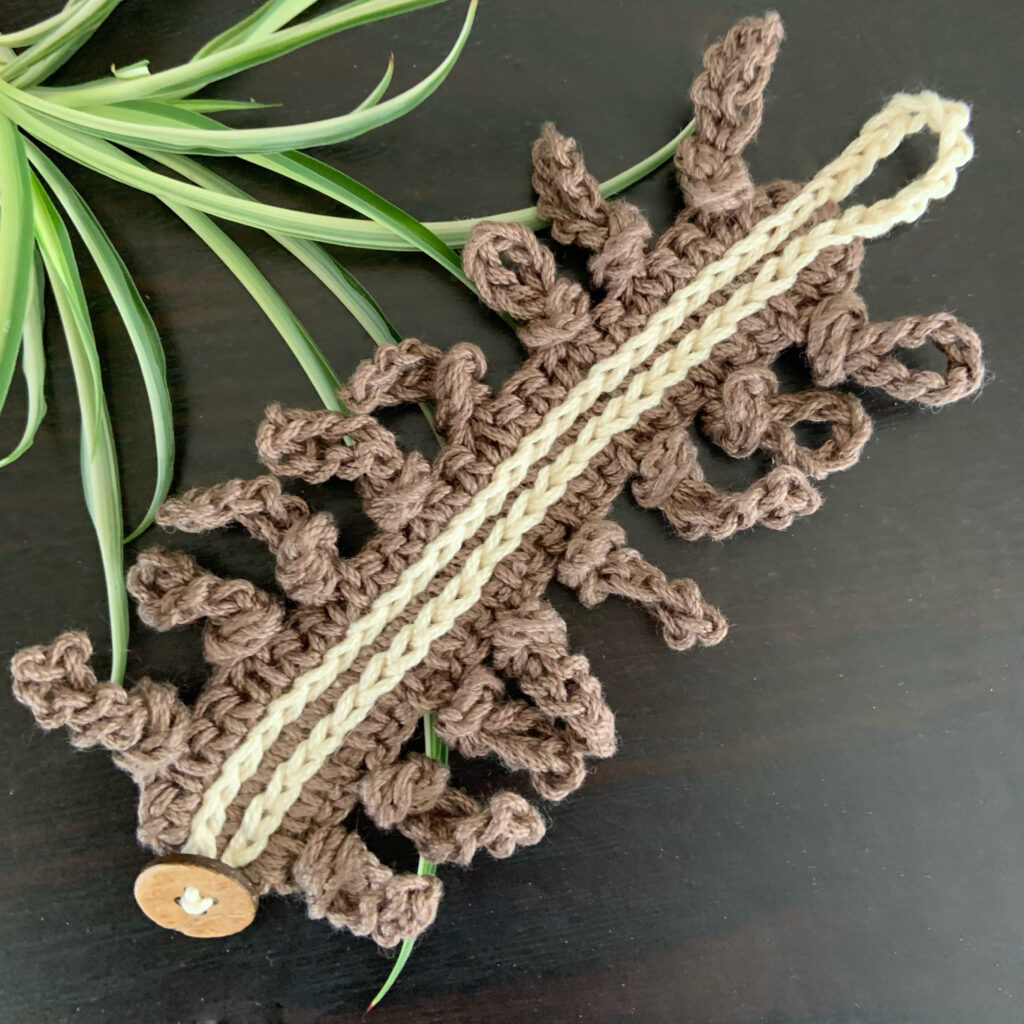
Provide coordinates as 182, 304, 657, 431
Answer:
0, 2, 1021, 1022
134, 856, 258, 939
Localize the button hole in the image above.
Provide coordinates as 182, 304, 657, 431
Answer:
177, 886, 218, 916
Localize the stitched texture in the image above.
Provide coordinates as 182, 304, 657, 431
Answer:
11, 13, 983, 948
214, 88, 975, 870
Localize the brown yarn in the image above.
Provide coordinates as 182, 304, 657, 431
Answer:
10, 13, 983, 949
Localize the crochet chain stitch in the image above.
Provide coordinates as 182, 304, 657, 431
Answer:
181, 91, 973, 868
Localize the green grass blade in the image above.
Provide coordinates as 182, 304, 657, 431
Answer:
166, 204, 347, 410
367, 711, 447, 1009
0, 1, 82, 48
368, 933, 418, 1010
101, 96, 472, 287
425, 709, 449, 767
0, 252, 48, 467
286, 243, 403, 345
143, 150, 432, 442
21, 2, 476, 154
0, 112, 35, 418
193, 0, 321, 59
26, 142, 174, 541
143, 148, 400, 342
30, 173, 128, 686
86, 144, 348, 410
253, 150, 473, 286
110, 59, 151, 80
1, 92, 689, 254
3, 0, 124, 89
0, 96, 401, 246
0, 97, 436, 249
594, 121, 693, 198
165, 99, 282, 113
352, 53, 394, 111
42, 0, 449, 107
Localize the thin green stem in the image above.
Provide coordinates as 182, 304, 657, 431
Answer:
368, 714, 448, 1010
418, 120, 695, 246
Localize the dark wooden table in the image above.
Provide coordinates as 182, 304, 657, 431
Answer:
1, 2, 1021, 1022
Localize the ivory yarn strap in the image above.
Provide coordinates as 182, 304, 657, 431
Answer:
186, 92, 972, 867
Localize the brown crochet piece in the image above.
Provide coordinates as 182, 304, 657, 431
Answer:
11, 13, 983, 949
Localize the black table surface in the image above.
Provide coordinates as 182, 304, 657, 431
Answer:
1, 2, 1022, 1022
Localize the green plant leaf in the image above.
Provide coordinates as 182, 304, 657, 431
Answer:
111, 59, 151, 80
2, 94, 688, 255
368, 933, 418, 1011
143, 149, 443, 443
162, 202, 348, 412
0, 97, 393, 245
76, 142, 349, 411
0, 98, 436, 251
20, 2, 476, 154
353, 53, 394, 111
41, 0, 449, 107
192, 0, 321, 60
26, 142, 174, 541
258, 150, 474, 285
98, 97, 473, 288
3, 0, 125, 90
0, 1, 83, 49
30, 173, 128, 687
144, 148, 400, 343
165, 99, 282, 113
0, 252, 47, 467
0, 112, 35, 419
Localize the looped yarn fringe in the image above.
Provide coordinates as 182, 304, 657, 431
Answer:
11, 12, 983, 948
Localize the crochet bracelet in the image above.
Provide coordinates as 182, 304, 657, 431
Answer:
185, 91, 972, 874
12, 12, 984, 948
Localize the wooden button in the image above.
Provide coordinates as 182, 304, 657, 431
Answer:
134, 854, 258, 938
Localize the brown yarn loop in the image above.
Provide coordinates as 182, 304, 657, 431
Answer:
359, 752, 450, 828
292, 825, 442, 947
558, 520, 727, 650
462, 221, 556, 321
402, 790, 545, 866
11, 632, 191, 777
342, 338, 442, 415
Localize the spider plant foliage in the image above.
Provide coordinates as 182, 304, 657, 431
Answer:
1, 0, 690, 1002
